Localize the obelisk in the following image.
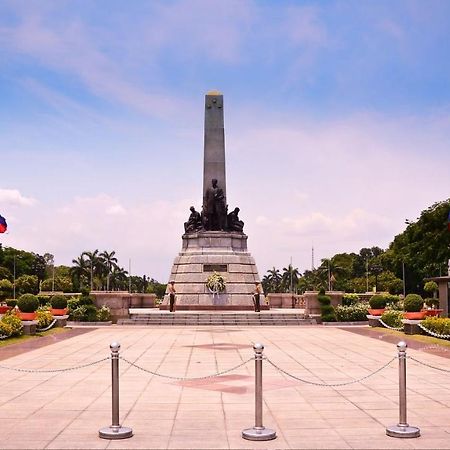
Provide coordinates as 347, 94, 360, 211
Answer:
163, 91, 263, 310
203, 90, 226, 204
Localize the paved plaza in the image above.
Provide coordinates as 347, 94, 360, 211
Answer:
0, 325, 450, 449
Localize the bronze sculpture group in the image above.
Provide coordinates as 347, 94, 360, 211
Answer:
184, 178, 244, 233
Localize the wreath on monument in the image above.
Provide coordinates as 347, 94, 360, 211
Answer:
206, 272, 226, 294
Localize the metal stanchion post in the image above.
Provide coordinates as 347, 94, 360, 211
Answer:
386, 341, 420, 438
242, 343, 276, 441
99, 342, 133, 439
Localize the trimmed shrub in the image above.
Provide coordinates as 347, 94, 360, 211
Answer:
404, 294, 423, 312
342, 293, 360, 306
51, 295, 67, 309
6, 299, 17, 308
335, 303, 369, 322
317, 294, 336, 322
17, 294, 39, 313
380, 310, 403, 328
318, 295, 331, 305
1, 312, 23, 336
425, 297, 440, 308
369, 295, 386, 309
36, 307, 53, 328
37, 295, 51, 307
421, 317, 450, 336
424, 281, 438, 295
97, 305, 111, 322
322, 313, 337, 322
78, 294, 95, 306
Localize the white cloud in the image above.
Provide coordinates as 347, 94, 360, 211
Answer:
106, 204, 127, 216
0, 189, 36, 206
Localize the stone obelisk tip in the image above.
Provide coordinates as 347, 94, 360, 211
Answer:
203, 91, 226, 208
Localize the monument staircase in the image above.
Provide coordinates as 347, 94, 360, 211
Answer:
118, 311, 317, 326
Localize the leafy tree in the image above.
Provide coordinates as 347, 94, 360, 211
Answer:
15, 275, 39, 295
0, 279, 13, 300
389, 198, 450, 293
40, 276, 73, 293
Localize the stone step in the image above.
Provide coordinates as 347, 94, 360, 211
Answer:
118, 316, 317, 326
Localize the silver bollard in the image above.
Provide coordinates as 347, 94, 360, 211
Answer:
386, 341, 420, 438
99, 342, 133, 439
242, 343, 276, 441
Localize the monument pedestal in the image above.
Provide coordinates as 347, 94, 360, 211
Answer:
162, 231, 262, 308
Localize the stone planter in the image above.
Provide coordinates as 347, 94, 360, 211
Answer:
51, 308, 68, 316
423, 309, 443, 317
403, 311, 427, 320
368, 308, 385, 316
18, 311, 37, 321
0, 306, 11, 314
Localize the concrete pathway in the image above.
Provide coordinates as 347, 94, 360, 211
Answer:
0, 325, 449, 449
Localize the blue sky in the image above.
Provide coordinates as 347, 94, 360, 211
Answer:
1, 0, 450, 281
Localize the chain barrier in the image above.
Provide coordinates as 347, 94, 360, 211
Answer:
408, 355, 450, 373
417, 322, 450, 339
379, 317, 404, 331
36, 319, 57, 333
0, 356, 110, 373
119, 355, 253, 381
265, 356, 397, 387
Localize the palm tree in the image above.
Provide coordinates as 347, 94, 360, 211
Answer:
70, 255, 89, 290
318, 258, 346, 291
281, 264, 300, 293
100, 250, 118, 291
82, 250, 101, 291
266, 267, 282, 292
110, 266, 128, 291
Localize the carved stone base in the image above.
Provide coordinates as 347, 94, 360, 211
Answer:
163, 231, 263, 308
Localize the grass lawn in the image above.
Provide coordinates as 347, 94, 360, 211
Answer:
0, 327, 69, 348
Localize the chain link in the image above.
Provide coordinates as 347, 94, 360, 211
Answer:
408, 355, 450, 373
417, 323, 450, 339
120, 356, 253, 381
36, 319, 57, 333
379, 317, 404, 331
265, 356, 397, 387
0, 356, 110, 373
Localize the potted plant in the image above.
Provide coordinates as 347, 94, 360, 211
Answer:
403, 294, 426, 319
17, 294, 39, 321
423, 297, 442, 316
368, 294, 386, 316
50, 294, 68, 316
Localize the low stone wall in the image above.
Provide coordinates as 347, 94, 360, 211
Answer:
267, 293, 303, 309
304, 291, 344, 316
91, 291, 157, 323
